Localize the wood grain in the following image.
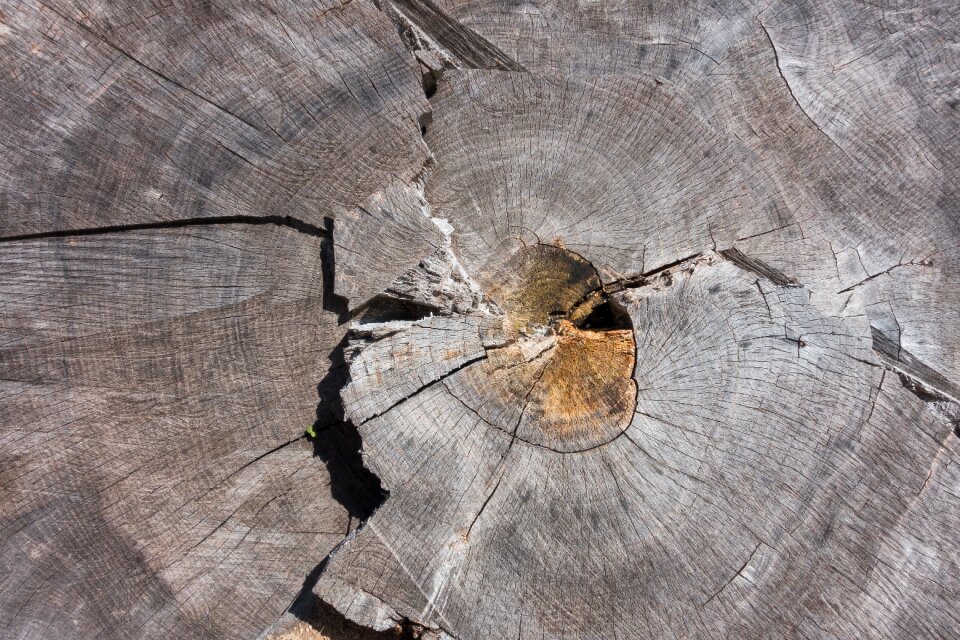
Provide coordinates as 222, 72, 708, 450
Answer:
1, 0, 959, 638
0, 226, 350, 638
0, 0, 428, 236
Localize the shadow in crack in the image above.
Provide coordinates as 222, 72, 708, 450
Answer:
316, 218, 387, 519
312, 333, 388, 521
576, 298, 633, 331
283, 589, 421, 639
321, 216, 354, 325
315, 215, 388, 520
286, 232, 392, 631
287, 336, 392, 632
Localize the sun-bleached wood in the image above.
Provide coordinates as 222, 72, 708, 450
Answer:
2, 0, 959, 639
0, 227, 350, 638
0, 0, 428, 236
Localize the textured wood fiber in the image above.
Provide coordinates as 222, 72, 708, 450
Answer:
317, 255, 959, 638
1, 0, 959, 639
0, 0, 428, 236
416, 0, 960, 383
0, 227, 350, 638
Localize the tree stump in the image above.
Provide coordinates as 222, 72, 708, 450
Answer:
2, 1, 959, 639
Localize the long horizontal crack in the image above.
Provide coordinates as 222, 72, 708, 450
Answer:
0, 215, 326, 243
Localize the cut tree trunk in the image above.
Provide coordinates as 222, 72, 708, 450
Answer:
2, 1, 959, 639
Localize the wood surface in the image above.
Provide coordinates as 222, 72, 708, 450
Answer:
1, 0, 958, 639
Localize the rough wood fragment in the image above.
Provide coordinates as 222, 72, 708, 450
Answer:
332, 180, 442, 311
388, 0, 526, 72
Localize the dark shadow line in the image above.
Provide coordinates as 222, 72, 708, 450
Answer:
0, 215, 326, 243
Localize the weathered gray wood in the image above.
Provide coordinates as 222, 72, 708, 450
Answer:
305, 4, 960, 634
0, 0, 428, 236
317, 253, 959, 639
402, 0, 960, 385
425, 70, 783, 282
0, 226, 351, 638
2, 0, 959, 638
332, 180, 442, 311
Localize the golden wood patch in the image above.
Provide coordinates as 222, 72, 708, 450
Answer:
462, 245, 638, 448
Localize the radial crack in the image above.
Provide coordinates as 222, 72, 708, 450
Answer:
757, 18, 855, 163
871, 327, 960, 405
387, 0, 526, 72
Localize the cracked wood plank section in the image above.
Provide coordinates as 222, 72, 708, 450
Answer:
0, 0, 428, 236
316, 251, 959, 638
2, 0, 960, 638
0, 226, 352, 638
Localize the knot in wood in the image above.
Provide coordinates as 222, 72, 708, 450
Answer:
469, 244, 638, 451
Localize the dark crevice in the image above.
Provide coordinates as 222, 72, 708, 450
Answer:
640, 252, 703, 280
354, 294, 444, 324
576, 298, 632, 331
423, 75, 438, 99
292, 594, 435, 639
284, 14, 455, 632
286, 335, 392, 627
311, 334, 388, 521
321, 217, 359, 326
288, 555, 437, 638
552, 246, 644, 330
0, 214, 326, 243
288, 259, 392, 625
310, 420, 388, 522
418, 109, 434, 138
288, 556, 332, 623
